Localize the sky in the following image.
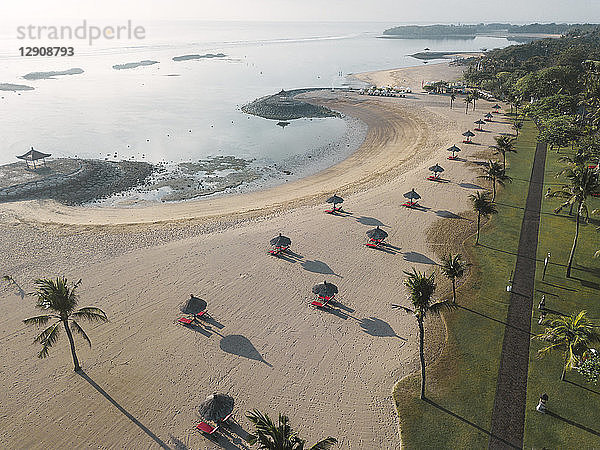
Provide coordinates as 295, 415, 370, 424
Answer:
4, 0, 600, 23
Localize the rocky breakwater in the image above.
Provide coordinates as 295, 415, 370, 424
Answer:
241, 89, 341, 120
0, 159, 154, 205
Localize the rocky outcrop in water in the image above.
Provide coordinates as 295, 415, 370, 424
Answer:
241, 89, 340, 121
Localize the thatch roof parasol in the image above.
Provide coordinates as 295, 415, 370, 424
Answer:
366, 226, 388, 240
462, 130, 475, 137
180, 295, 207, 315
270, 233, 291, 247
326, 194, 344, 205
198, 393, 234, 422
312, 281, 338, 297
429, 164, 444, 173
403, 188, 421, 200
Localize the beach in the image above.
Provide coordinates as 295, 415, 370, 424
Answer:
0, 62, 511, 449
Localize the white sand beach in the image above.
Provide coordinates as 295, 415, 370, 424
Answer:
0, 62, 511, 449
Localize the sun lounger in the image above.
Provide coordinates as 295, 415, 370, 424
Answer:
177, 310, 207, 325
427, 175, 441, 181
218, 413, 233, 425
197, 421, 219, 435
401, 201, 419, 208
366, 238, 384, 248
325, 206, 343, 214
311, 294, 334, 308
447, 156, 458, 160
268, 245, 289, 256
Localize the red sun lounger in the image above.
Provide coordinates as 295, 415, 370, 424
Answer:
268, 246, 289, 255
218, 413, 233, 425
366, 238, 384, 248
177, 310, 207, 325
312, 294, 335, 308
325, 207, 343, 214
427, 175, 441, 181
197, 422, 219, 435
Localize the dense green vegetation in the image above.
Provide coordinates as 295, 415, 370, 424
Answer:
383, 23, 597, 38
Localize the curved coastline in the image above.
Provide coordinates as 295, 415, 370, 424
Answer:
0, 62, 518, 449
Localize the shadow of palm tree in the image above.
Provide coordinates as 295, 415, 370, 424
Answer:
220, 335, 272, 367
301, 260, 342, 277
546, 409, 600, 437
402, 251, 437, 265
423, 398, 520, 449
458, 182, 484, 189
435, 210, 468, 220
564, 378, 600, 395
78, 371, 171, 449
355, 216, 388, 227
359, 317, 407, 340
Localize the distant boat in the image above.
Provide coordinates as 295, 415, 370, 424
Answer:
424, 47, 430, 51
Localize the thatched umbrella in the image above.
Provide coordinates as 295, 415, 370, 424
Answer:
428, 164, 444, 178
312, 280, 338, 298
198, 393, 234, 422
366, 226, 388, 241
270, 233, 291, 248
17, 147, 51, 169
326, 194, 344, 210
485, 112, 493, 121
462, 130, 475, 142
474, 119, 485, 131
180, 295, 207, 315
447, 145, 461, 159
403, 188, 421, 206
493, 104, 501, 110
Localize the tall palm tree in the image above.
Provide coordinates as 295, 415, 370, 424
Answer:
440, 254, 470, 304
549, 166, 600, 277
469, 191, 498, 245
471, 90, 480, 110
450, 93, 456, 109
478, 160, 512, 201
513, 119, 523, 137
392, 269, 454, 400
490, 135, 517, 171
463, 96, 471, 114
535, 311, 600, 381
23, 277, 108, 371
246, 410, 337, 449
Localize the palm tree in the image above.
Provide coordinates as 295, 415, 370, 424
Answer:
246, 410, 337, 449
23, 277, 108, 371
478, 160, 512, 201
450, 93, 456, 109
490, 135, 517, 171
440, 254, 470, 304
535, 311, 600, 381
471, 90, 480, 110
392, 269, 453, 400
513, 119, 523, 137
463, 96, 471, 114
549, 166, 600, 277
469, 191, 498, 245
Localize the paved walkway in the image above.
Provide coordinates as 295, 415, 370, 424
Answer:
489, 142, 547, 449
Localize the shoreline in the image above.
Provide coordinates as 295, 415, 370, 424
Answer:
0, 61, 514, 449
0, 64, 454, 226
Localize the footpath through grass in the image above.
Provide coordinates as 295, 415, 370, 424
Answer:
394, 119, 600, 448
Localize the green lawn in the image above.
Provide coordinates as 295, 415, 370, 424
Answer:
394, 119, 600, 448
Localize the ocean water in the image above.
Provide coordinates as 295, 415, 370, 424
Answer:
0, 21, 518, 202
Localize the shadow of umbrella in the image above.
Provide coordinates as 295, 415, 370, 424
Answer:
359, 317, 406, 339
301, 260, 341, 277
220, 335, 272, 366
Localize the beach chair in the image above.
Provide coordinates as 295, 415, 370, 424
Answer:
217, 412, 234, 426
268, 245, 289, 256
197, 421, 219, 435
325, 206, 342, 214
447, 155, 458, 160
311, 294, 334, 308
427, 175, 441, 181
401, 201, 419, 208
365, 238, 383, 248
177, 310, 208, 325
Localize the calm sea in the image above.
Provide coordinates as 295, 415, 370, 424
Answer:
0, 21, 517, 202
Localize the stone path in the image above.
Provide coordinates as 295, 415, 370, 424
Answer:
489, 142, 547, 449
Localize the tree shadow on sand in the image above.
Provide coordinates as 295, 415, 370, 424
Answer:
359, 317, 407, 340
220, 335, 272, 367
402, 251, 438, 265
458, 182, 484, 189
301, 260, 342, 277
78, 371, 171, 449
355, 216, 388, 227
435, 210, 469, 220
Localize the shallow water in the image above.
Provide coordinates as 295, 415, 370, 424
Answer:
0, 21, 518, 202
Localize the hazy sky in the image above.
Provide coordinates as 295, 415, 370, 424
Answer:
5, 0, 600, 23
